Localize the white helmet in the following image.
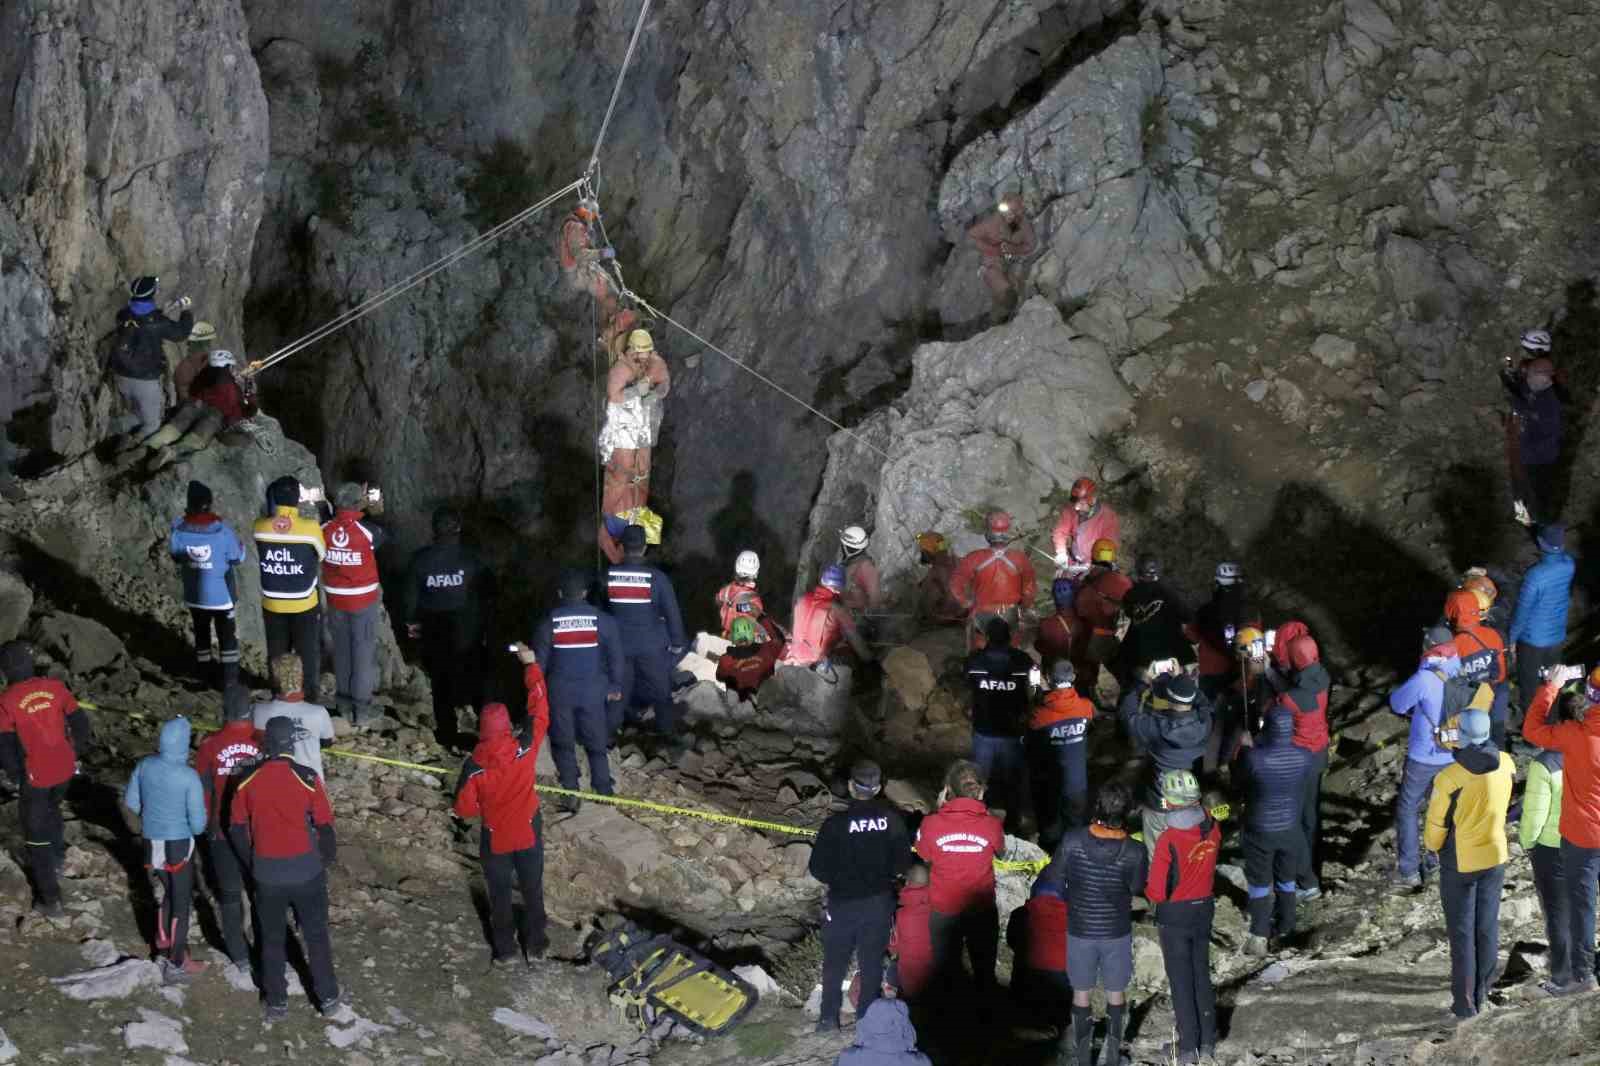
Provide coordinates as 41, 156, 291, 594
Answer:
1520, 329, 1552, 353
207, 349, 236, 368
1215, 561, 1242, 586
839, 526, 869, 552
734, 550, 760, 580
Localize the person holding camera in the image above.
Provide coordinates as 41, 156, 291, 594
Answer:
321, 483, 386, 729
1120, 661, 1212, 864
1524, 663, 1600, 995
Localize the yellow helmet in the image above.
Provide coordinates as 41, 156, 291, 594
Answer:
1090, 538, 1117, 564
626, 329, 654, 354
1234, 626, 1267, 661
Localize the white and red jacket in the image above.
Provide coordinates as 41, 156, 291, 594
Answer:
321, 508, 386, 612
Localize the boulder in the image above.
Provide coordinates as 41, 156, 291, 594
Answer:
122, 1010, 186, 1054
881, 647, 937, 715
492, 1008, 558, 1040
31, 612, 127, 675
993, 835, 1050, 921
678, 661, 853, 740
51, 959, 161, 1001
0, 570, 30, 645
0, 1025, 15, 1064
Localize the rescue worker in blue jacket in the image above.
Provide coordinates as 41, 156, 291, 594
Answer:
1236, 707, 1313, 954
532, 568, 626, 811
604, 525, 687, 751
168, 480, 246, 691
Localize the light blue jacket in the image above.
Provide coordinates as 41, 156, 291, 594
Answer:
1388, 653, 1460, 766
1509, 549, 1575, 648
123, 717, 206, 842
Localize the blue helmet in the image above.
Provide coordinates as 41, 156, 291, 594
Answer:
820, 564, 847, 592
1052, 577, 1076, 609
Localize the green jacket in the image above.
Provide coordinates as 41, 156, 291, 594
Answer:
1519, 751, 1564, 851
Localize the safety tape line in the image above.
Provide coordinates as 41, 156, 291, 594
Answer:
82, 700, 1053, 873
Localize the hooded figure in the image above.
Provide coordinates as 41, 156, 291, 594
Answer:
124, 716, 208, 981
834, 998, 932, 1066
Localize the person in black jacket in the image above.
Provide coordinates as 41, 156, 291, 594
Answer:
1054, 783, 1147, 1066
1113, 556, 1196, 688
1121, 669, 1213, 864
404, 508, 495, 747
807, 760, 911, 1033
965, 616, 1034, 834
110, 275, 193, 439
1236, 707, 1312, 955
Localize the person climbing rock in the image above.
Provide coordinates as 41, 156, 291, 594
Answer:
888, 863, 934, 1002
1005, 864, 1070, 1022
1146, 770, 1221, 1065
915, 531, 964, 626
193, 685, 263, 970
833, 998, 932, 1066
915, 760, 1006, 1005
1509, 524, 1575, 719
1236, 706, 1311, 955
605, 524, 687, 749
967, 194, 1037, 322
556, 197, 619, 322
169, 479, 245, 691
781, 565, 871, 674
714, 550, 768, 639
598, 330, 669, 562
123, 715, 209, 984
109, 275, 193, 440
838, 525, 882, 615
532, 568, 625, 810
1425, 707, 1513, 1021
1502, 330, 1561, 525
1188, 561, 1258, 699
187, 349, 258, 426
173, 320, 216, 400
321, 483, 386, 729
1073, 539, 1131, 699
253, 476, 326, 705
0, 640, 90, 918
1445, 587, 1510, 751
251, 655, 335, 781
950, 511, 1037, 652
1051, 478, 1120, 580
229, 716, 343, 1023
808, 760, 910, 1033
1388, 625, 1463, 892
715, 615, 785, 700
1028, 660, 1096, 849
452, 647, 551, 967
1523, 664, 1600, 995
1053, 782, 1147, 1066
404, 508, 495, 747
965, 616, 1035, 835
1267, 622, 1330, 899
1121, 667, 1212, 864
1035, 578, 1079, 679
1114, 555, 1196, 688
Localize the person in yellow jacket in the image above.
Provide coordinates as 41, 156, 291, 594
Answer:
1424, 708, 1513, 1021
1522, 737, 1570, 993
252, 476, 326, 704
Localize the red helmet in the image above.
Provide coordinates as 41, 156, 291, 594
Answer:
1443, 587, 1490, 629
986, 511, 1012, 534
1070, 478, 1097, 505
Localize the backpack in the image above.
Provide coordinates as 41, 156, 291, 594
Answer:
1429, 668, 1491, 750
105, 318, 142, 377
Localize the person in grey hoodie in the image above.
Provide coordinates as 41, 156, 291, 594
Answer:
123, 716, 208, 983
834, 998, 931, 1066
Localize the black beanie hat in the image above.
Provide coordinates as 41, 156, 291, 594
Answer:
263, 716, 296, 757
187, 480, 213, 514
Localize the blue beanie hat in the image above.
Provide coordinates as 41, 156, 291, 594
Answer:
1537, 523, 1565, 552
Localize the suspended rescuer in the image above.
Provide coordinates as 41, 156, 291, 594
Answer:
1073, 539, 1131, 698
838, 525, 882, 615
229, 716, 344, 1023
1028, 660, 1096, 849
169, 480, 245, 692
1508, 523, 1575, 714
1236, 704, 1312, 956
598, 330, 670, 561
782, 565, 872, 676
1424, 707, 1513, 1021
966, 616, 1035, 835
1121, 663, 1212, 863
1052, 478, 1120, 579
123, 716, 209, 983
950, 511, 1037, 651
1519, 690, 1571, 994
0, 640, 91, 917
714, 551, 768, 639
915, 531, 965, 626
321, 483, 386, 728
252, 654, 334, 781
807, 760, 911, 1033
605, 524, 688, 750
967, 193, 1038, 322
1388, 625, 1467, 892
1266, 621, 1331, 900
1146, 770, 1221, 1066
715, 615, 786, 700
453, 643, 551, 966
1501, 329, 1561, 525
533, 568, 626, 811
887, 863, 934, 1002
556, 197, 619, 322
1053, 782, 1147, 1066
1445, 586, 1510, 750
404, 507, 495, 748
193, 685, 263, 970
254, 475, 326, 704
1522, 664, 1600, 995
1005, 863, 1070, 1021
108, 275, 193, 440
1114, 555, 1196, 687
915, 760, 1007, 1006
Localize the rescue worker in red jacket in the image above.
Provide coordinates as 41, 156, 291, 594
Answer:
0, 641, 91, 917
950, 511, 1037, 651
782, 566, 871, 672
967, 194, 1038, 321
714, 551, 768, 639
1029, 661, 1097, 848
915, 760, 1007, 1002
915, 531, 965, 625
321, 482, 386, 728
187, 349, 257, 426
715, 616, 786, 700
1006, 864, 1070, 1021
193, 685, 263, 968
1267, 621, 1331, 901
1052, 478, 1121, 579
453, 646, 551, 966
1147, 770, 1221, 1065
556, 197, 618, 321
1035, 578, 1079, 676
1073, 539, 1131, 698
229, 716, 342, 1022
1445, 587, 1510, 751
888, 863, 934, 1001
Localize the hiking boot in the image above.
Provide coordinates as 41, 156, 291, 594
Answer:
556, 793, 581, 814
32, 899, 66, 920
1296, 884, 1322, 903
263, 1002, 289, 1024
1552, 977, 1599, 997
321, 996, 356, 1024
814, 1018, 839, 1034
161, 957, 206, 985
523, 937, 549, 966
1389, 872, 1422, 894
1243, 934, 1268, 957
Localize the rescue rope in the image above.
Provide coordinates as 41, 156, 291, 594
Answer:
245, 177, 587, 377
587, 0, 654, 181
